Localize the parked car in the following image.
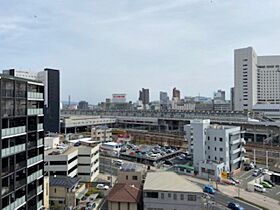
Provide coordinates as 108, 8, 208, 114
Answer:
261, 181, 272, 188
230, 177, 240, 184
252, 169, 261, 177
203, 185, 215, 194
227, 202, 244, 210
86, 202, 96, 210
262, 168, 269, 174
264, 180, 275, 187
254, 183, 266, 193
113, 159, 123, 166
96, 184, 109, 190
223, 179, 236, 185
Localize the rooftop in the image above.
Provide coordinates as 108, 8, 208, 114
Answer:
144, 171, 202, 193
50, 176, 80, 188
107, 183, 141, 203
45, 145, 78, 156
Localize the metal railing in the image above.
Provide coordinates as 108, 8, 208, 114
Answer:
27, 170, 43, 184
2, 144, 26, 158
37, 123, 43, 130
2, 195, 25, 210
1, 126, 26, 138
27, 154, 43, 167
37, 200, 43, 209
37, 138, 43, 147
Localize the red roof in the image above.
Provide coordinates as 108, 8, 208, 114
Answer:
107, 183, 141, 203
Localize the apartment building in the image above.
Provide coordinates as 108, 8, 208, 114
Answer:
185, 119, 245, 178
77, 145, 99, 182
44, 146, 78, 178
234, 47, 280, 115
117, 163, 146, 185
0, 73, 44, 210
91, 126, 112, 142
143, 172, 203, 210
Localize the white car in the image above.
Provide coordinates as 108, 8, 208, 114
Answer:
96, 184, 109, 190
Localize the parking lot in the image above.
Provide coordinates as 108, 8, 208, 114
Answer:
236, 167, 280, 201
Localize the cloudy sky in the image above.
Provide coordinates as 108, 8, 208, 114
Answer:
1, 0, 280, 104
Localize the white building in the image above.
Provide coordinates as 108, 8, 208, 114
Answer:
143, 171, 203, 210
91, 126, 112, 142
78, 145, 100, 182
45, 146, 79, 177
234, 47, 280, 113
112, 94, 126, 103
185, 120, 245, 178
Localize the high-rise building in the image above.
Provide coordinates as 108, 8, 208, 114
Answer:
159, 91, 169, 104
214, 89, 226, 102
172, 87, 180, 101
38, 69, 60, 133
230, 87, 235, 111
234, 47, 280, 111
0, 72, 44, 210
112, 94, 126, 103
77, 101, 89, 110
138, 88, 149, 105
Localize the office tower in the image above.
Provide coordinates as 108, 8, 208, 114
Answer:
0, 72, 44, 210
214, 89, 226, 102
38, 68, 60, 133
172, 87, 180, 101
159, 91, 169, 104
77, 101, 89, 110
138, 88, 149, 105
230, 87, 235, 111
234, 47, 280, 111
112, 94, 126, 103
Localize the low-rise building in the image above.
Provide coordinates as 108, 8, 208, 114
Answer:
107, 183, 142, 210
49, 177, 87, 210
44, 145, 78, 177
117, 163, 146, 185
143, 171, 203, 210
91, 126, 112, 142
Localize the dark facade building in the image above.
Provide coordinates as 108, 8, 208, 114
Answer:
172, 87, 180, 100
0, 73, 44, 210
77, 101, 89, 110
38, 69, 60, 133
139, 88, 149, 105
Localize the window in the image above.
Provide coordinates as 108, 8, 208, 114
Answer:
214, 137, 217, 141
132, 176, 138, 180
219, 138, 223, 142
173, 193, 177, 200
188, 194, 197, 201
208, 156, 210, 159
180, 194, 184, 200
208, 146, 210, 150
220, 157, 224, 162
146, 192, 158, 198
54, 188, 56, 193
214, 147, 216, 151
208, 136, 210, 140
214, 156, 217, 160
219, 148, 223, 152
168, 193, 171, 198
161, 193, 164, 199
126, 175, 128, 180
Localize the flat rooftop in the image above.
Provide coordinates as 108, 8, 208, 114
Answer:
144, 171, 202, 193
45, 145, 78, 156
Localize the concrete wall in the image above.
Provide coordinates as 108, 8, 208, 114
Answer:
109, 201, 137, 210
117, 170, 144, 185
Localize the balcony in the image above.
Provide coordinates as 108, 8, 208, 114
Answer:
2, 126, 26, 138
37, 124, 43, 131
37, 200, 43, 210
231, 148, 242, 155
27, 109, 43, 116
27, 154, 43, 167
27, 92, 43, 100
37, 139, 43, 147
231, 157, 243, 164
16, 161, 26, 170
37, 185, 43, 194
2, 144, 26, 158
2, 195, 26, 210
27, 170, 43, 184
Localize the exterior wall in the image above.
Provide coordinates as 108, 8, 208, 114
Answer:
109, 202, 137, 210
44, 177, 50, 210
144, 191, 202, 210
117, 170, 144, 185
45, 136, 60, 148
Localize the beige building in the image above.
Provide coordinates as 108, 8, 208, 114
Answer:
49, 177, 87, 210
44, 176, 50, 210
107, 183, 142, 210
117, 163, 146, 185
91, 126, 112, 142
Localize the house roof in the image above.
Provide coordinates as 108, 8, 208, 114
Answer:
144, 171, 202, 193
50, 176, 80, 188
107, 183, 141, 203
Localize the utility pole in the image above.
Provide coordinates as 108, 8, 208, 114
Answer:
253, 149, 256, 165
266, 151, 268, 168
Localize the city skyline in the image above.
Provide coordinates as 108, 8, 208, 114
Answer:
1, 0, 280, 104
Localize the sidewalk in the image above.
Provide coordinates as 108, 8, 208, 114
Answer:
184, 175, 280, 210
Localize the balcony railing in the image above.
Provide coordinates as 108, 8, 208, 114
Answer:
1, 126, 26, 138
37, 185, 43, 193
2, 195, 26, 210
16, 161, 26, 170
37, 200, 43, 210
27, 170, 43, 184
2, 144, 26, 158
37, 138, 43, 147
27, 92, 43, 100
27, 154, 43, 167
37, 123, 43, 130
27, 108, 43, 116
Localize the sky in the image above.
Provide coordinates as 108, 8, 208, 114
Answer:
1, 0, 280, 104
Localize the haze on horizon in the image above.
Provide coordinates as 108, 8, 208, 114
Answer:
1, 0, 280, 104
